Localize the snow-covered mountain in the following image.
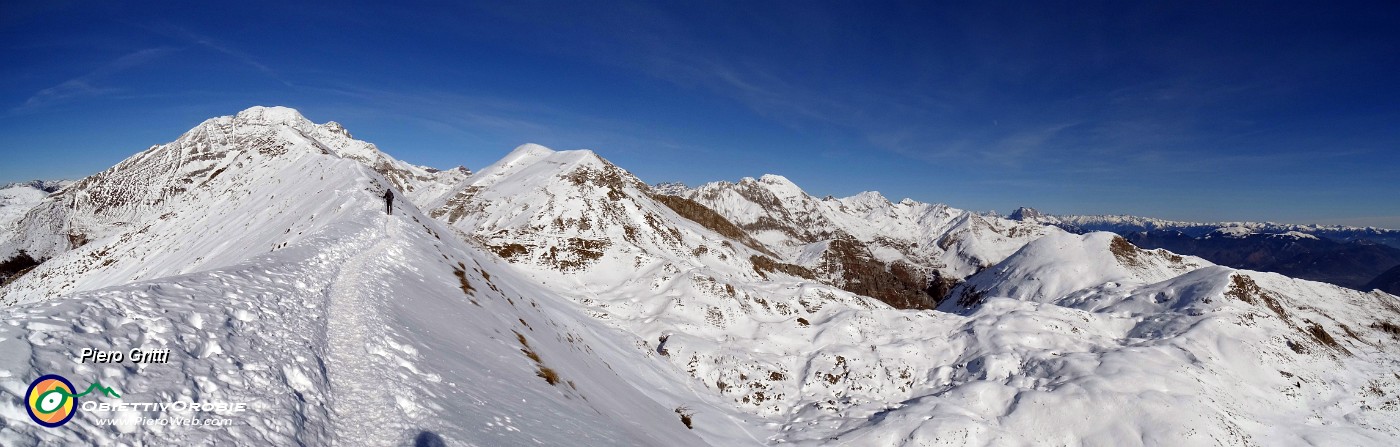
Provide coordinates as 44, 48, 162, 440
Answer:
667, 176, 1056, 309
1, 107, 467, 266
3, 106, 1399, 445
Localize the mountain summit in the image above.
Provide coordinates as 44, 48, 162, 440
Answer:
1006, 206, 1046, 221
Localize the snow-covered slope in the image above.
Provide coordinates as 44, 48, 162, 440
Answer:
913, 231, 1400, 444
5, 106, 1400, 445
429, 144, 935, 420
812, 269, 1400, 445
433, 145, 1400, 444
938, 232, 1211, 310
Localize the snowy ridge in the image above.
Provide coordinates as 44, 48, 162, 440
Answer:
1009, 209, 1400, 291
0, 113, 734, 446
676, 174, 1056, 308
0, 193, 726, 445
0, 106, 466, 263
434, 144, 1400, 443
4, 106, 1400, 445
653, 181, 693, 196
938, 232, 1211, 309
684, 176, 1056, 278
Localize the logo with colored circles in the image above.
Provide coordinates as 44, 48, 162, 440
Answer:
26, 374, 78, 428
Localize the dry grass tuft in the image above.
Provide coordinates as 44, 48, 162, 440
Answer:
651, 193, 775, 255
490, 243, 529, 260
1226, 274, 1288, 319
1373, 321, 1400, 339
452, 262, 475, 296
750, 255, 816, 280
515, 330, 563, 386
536, 366, 561, 385
1109, 236, 1142, 267
675, 407, 694, 429
1304, 320, 1351, 356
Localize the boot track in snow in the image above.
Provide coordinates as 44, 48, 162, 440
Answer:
325, 216, 399, 445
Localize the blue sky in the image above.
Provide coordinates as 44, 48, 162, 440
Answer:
2, 1, 1398, 227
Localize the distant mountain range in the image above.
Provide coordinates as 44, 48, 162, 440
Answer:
1008, 207, 1400, 294
1011, 209, 1400, 247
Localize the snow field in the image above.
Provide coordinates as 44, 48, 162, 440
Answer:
4, 108, 1399, 445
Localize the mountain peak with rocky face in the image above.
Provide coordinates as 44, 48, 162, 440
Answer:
1007, 206, 1047, 221
232, 104, 311, 125
0, 106, 466, 262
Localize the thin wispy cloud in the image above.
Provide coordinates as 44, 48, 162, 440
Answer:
191, 37, 290, 87
136, 23, 293, 87
16, 47, 173, 111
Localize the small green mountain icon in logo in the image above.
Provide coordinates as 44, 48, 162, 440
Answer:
59, 381, 122, 399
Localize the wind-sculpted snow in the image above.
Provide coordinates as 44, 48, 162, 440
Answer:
4, 107, 1400, 445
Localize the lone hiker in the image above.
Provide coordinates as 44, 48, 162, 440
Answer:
383, 189, 394, 215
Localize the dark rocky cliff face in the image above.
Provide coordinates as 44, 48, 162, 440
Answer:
1007, 207, 1045, 221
